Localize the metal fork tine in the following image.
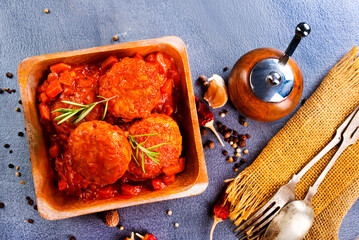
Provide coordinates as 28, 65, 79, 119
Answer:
247, 206, 280, 236
248, 228, 266, 240
235, 204, 278, 237
234, 201, 276, 233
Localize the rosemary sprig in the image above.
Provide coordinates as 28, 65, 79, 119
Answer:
51, 95, 117, 125
128, 133, 168, 173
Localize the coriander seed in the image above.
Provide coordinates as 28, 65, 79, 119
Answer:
227, 156, 233, 163
119, 226, 124, 231
220, 112, 225, 118
112, 35, 118, 41
167, 210, 173, 216
44, 8, 50, 13
243, 149, 249, 154
174, 222, 179, 228
235, 152, 241, 157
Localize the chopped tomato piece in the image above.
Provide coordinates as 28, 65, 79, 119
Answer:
101, 55, 118, 71
133, 53, 144, 60
163, 157, 186, 176
47, 72, 58, 82
37, 80, 49, 93
145, 53, 156, 62
151, 178, 167, 191
58, 179, 67, 191
39, 92, 49, 103
49, 144, 60, 158
161, 78, 173, 94
143, 234, 157, 240
38, 102, 51, 121
59, 70, 74, 86
121, 183, 142, 196
97, 185, 118, 199
45, 79, 63, 99
50, 63, 72, 75
164, 106, 173, 116
163, 174, 176, 185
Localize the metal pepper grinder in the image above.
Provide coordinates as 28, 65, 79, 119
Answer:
228, 22, 311, 121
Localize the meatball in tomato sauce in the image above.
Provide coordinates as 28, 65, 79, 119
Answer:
67, 121, 132, 185
127, 114, 182, 181
50, 64, 103, 137
99, 57, 163, 121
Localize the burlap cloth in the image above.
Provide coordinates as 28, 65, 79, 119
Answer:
226, 47, 359, 239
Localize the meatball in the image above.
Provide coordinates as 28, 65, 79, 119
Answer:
99, 57, 163, 121
51, 71, 102, 137
67, 121, 132, 185
127, 114, 182, 180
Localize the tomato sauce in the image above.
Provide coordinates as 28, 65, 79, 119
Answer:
37, 52, 182, 201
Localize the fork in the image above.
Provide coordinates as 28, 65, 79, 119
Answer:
234, 106, 359, 240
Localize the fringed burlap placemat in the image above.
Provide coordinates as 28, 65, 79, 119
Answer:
226, 47, 359, 239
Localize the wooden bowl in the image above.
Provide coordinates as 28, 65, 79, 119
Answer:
17, 36, 208, 220
228, 48, 303, 122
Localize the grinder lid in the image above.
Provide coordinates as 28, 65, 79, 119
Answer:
250, 58, 294, 103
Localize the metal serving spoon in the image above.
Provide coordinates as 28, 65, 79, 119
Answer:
263, 107, 359, 240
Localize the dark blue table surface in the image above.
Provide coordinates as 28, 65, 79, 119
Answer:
0, 0, 358, 239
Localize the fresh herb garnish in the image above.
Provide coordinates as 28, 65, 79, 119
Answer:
51, 95, 117, 124
128, 133, 167, 173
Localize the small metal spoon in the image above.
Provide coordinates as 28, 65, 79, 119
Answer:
263, 107, 359, 240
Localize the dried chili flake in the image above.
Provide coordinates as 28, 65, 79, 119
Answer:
210, 190, 230, 240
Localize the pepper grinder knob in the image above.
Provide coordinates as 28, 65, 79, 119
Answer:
279, 22, 311, 65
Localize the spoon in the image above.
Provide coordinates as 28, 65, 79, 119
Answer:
263, 107, 359, 240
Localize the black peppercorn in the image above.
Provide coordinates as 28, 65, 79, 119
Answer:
234, 163, 241, 168
233, 131, 238, 136
200, 127, 208, 136
245, 134, 251, 139
4, 144, 10, 148
240, 158, 246, 163
28, 219, 34, 224
6, 72, 13, 78
222, 150, 228, 156
239, 135, 247, 141
0, 88, 3, 94
239, 140, 246, 148
0, 202, 4, 208
208, 141, 215, 149
18, 132, 24, 137
224, 131, 231, 138
69, 236, 76, 240
8, 164, 14, 168
223, 67, 229, 72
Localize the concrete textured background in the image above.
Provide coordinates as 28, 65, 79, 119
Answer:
0, 0, 358, 239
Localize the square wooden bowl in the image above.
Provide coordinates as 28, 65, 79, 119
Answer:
18, 36, 208, 220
